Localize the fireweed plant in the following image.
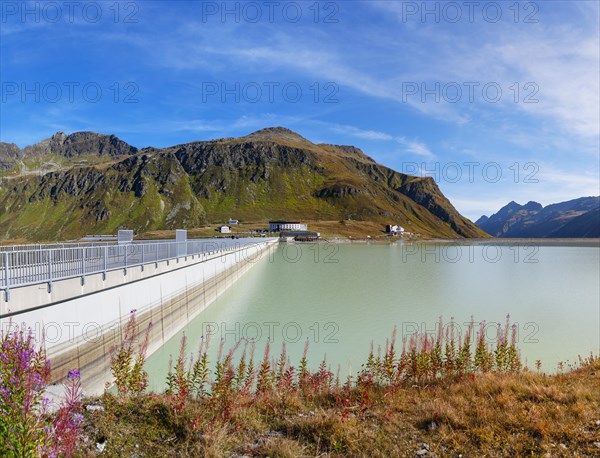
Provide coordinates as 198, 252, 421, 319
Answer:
0, 323, 83, 457
155, 315, 523, 413
108, 310, 152, 396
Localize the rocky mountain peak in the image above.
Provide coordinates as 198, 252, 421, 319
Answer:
475, 215, 489, 226
51, 132, 68, 145
523, 201, 543, 211
244, 127, 311, 144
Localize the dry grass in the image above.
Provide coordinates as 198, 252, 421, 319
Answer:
76, 353, 600, 457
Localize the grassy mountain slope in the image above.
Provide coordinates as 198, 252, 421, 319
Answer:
0, 128, 486, 241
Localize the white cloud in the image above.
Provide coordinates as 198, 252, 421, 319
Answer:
328, 124, 393, 141
368, 1, 599, 141
490, 32, 600, 139
395, 137, 435, 159
322, 123, 435, 158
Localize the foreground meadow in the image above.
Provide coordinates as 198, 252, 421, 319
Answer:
2, 315, 599, 457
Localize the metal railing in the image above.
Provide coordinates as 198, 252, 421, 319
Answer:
1, 238, 274, 301
0, 241, 118, 252
0, 236, 264, 252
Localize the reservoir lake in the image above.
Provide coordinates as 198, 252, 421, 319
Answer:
145, 242, 600, 390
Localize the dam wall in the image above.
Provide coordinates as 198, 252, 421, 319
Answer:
0, 239, 278, 394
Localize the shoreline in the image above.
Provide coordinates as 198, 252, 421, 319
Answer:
318, 237, 600, 247
2, 234, 599, 247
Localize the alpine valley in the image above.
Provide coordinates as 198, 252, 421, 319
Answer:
0, 128, 488, 241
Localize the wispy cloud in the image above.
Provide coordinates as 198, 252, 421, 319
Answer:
146, 4, 598, 144
324, 124, 435, 158
395, 137, 435, 159
328, 124, 393, 141
368, 1, 600, 141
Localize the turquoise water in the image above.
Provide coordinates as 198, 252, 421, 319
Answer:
144, 243, 600, 390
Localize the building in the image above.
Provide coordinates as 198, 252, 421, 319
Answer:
269, 221, 307, 232
228, 218, 239, 225
279, 231, 320, 242
386, 224, 405, 235
217, 225, 231, 234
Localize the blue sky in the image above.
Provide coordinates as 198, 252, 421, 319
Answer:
1, 0, 598, 220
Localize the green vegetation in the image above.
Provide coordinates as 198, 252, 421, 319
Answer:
2, 314, 599, 457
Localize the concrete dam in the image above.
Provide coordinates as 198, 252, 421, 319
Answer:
0, 235, 278, 394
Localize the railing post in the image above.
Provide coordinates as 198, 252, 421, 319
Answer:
103, 245, 107, 280
3, 251, 9, 302
141, 244, 145, 271
81, 247, 86, 285
47, 250, 53, 294
124, 245, 128, 275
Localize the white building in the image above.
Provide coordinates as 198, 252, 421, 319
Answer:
217, 225, 231, 233
269, 221, 307, 232
386, 224, 405, 234
228, 218, 239, 225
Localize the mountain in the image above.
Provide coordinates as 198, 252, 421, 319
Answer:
474, 215, 488, 226
477, 197, 600, 238
0, 128, 487, 241
548, 207, 600, 238
475, 200, 543, 237
0, 142, 23, 171
21, 131, 138, 158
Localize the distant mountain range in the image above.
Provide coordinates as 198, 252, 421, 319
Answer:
476, 197, 600, 238
0, 128, 487, 241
